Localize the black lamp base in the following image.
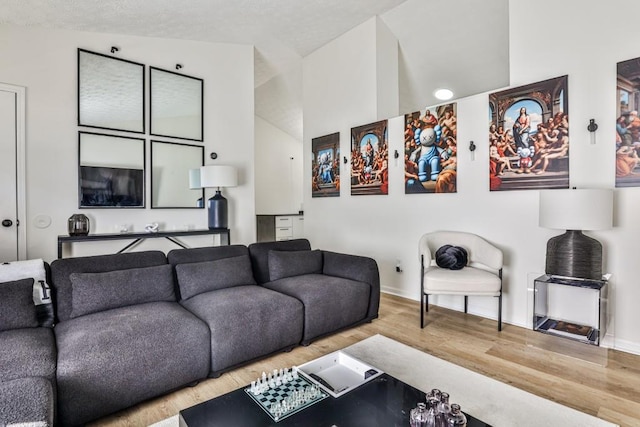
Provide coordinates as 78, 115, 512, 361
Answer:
208, 190, 228, 229
545, 230, 602, 280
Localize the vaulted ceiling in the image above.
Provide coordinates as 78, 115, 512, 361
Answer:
0, 0, 510, 141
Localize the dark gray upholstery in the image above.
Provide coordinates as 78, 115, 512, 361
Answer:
181, 285, 303, 376
268, 249, 323, 281
50, 250, 168, 322
248, 239, 312, 284
55, 301, 210, 426
264, 274, 370, 343
175, 255, 256, 299
322, 250, 381, 320
0, 377, 54, 426
168, 244, 249, 265
0, 328, 56, 383
69, 264, 175, 318
0, 278, 38, 331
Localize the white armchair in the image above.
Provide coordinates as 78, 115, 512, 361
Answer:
419, 231, 503, 331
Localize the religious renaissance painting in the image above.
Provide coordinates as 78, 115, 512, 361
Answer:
616, 57, 640, 187
351, 120, 388, 196
488, 75, 569, 191
404, 103, 457, 194
312, 132, 340, 197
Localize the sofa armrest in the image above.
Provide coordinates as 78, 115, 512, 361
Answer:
322, 251, 380, 320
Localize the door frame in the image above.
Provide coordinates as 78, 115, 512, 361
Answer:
1, 82, 27, 260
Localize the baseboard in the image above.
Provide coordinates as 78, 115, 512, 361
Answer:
613, 337, 640, 356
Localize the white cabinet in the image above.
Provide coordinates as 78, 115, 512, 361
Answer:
275, 215, 303, 241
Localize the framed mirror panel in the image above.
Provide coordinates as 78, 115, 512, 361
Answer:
151, 140, 204, 208
78, 49, 145, 133
78, 132, 146, 208
150, 67, 203, 141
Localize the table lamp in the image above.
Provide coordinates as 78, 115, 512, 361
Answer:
538, 188, 613, 280
199, 165, 237, 229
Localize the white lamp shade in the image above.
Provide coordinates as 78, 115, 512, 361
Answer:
199, 165, 238, 188
188, 168, 202, 189
539, 188, 613, 231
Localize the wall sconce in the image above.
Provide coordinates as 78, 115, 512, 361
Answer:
110, 46, 119, 54
343, 156, 348, 164
587, 119, 598, 144
469, 141, 476, 161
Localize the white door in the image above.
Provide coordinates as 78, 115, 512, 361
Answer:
0, 84, 26, 262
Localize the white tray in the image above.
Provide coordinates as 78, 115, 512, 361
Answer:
297, 351, 383, 398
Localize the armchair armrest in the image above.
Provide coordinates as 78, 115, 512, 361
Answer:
322, 251, 380, 320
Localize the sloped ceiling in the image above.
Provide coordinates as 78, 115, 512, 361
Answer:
0, 0, 509, 141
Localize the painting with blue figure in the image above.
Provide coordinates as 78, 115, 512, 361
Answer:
312, 132, 340, 198
404, 103, 458, 194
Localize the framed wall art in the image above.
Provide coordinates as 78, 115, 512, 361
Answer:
312, 132, 340, 197
350, 120, 388, 196
616, 56, 640, 187
488, 75, 569, 191
404, 103, 458, 194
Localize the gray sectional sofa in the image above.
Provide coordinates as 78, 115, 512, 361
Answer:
0, 238, 379, 426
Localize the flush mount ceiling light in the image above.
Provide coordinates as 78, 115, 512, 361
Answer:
434, 88, 454, 101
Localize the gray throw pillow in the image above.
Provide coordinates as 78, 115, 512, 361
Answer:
175, 255, 256, 300
268, 250, 323, 281
69, 264, 175, 318
0, 278, 38, 331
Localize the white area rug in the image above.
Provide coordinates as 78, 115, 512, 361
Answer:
151, 334, 617, 427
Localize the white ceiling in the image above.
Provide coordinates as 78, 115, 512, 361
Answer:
0, 0, 510, 141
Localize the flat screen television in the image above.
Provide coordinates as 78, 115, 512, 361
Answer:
79, 165, 144, 207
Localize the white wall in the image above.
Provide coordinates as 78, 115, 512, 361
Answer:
303, 3, 640, 354
0, 24, 255, 261
254, 116, 303, 214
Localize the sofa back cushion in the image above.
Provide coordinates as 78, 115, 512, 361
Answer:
268, 250, 323, 281
175, 255, 256, 300
50, 250, 168, 322
69, 264, 175, 318
0, 278, 38, 331
248, 239, 312, 284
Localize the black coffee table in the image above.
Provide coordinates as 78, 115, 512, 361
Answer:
179, 373, 491, 426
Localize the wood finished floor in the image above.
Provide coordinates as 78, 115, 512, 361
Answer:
90, 293, 640, 427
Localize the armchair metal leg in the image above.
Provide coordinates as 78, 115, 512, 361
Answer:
464, 295, 468, 313
498, 292, 503, 331
420, 256, 425, 328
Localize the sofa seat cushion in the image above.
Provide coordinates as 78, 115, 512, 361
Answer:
0, 328, 56, 383
423, 266, 501, 295
263, 274, 370, 343
54, 301, 210, 426
181, 285, 303, 375
0, 377, 54, 426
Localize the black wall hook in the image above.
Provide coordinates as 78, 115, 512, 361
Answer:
469, 141, 476, 151
110, 46, 119, 54
587, 119, 598, 132
343, 156, 348, 164
394, 150, 399, 159
176, 64, 183, 70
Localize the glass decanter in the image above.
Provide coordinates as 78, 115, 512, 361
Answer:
410, 402, 428, 427
446, 403, 467, 427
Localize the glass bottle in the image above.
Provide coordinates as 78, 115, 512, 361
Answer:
410, 402, 428, 427
436, 392, 451, 427
446, 403, 467, 427
68, 214, 90, 236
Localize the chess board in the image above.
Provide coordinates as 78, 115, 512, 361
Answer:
244, 373, 328, 422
